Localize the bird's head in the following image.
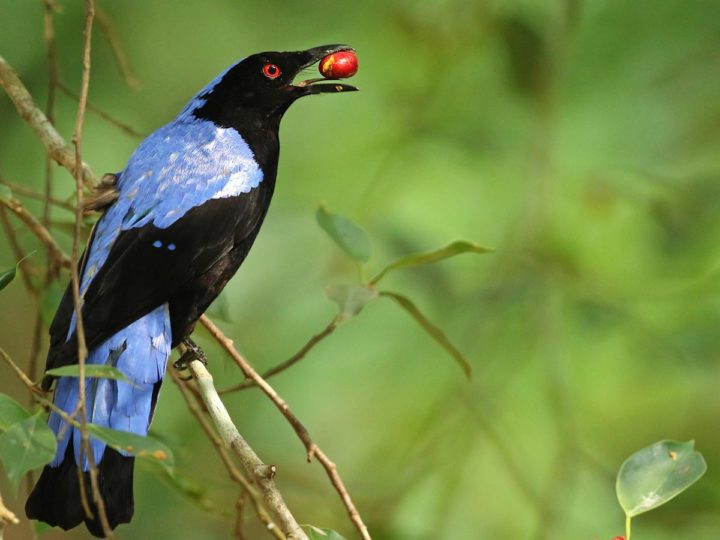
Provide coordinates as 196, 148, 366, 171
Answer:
191, 44, 358, 128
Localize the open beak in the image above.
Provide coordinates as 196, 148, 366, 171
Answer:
291, 44, 359, 95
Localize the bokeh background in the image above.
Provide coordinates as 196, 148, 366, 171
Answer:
2, 1, 720, 539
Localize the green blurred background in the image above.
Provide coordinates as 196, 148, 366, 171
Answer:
2, 0, 720, 538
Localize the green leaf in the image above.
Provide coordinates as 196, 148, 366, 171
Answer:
0, 184, 12, 202
316, 205, 372, 263
380, 291, 472, 378
0, 393, 32, 431
370, 240, 493, 284
86, 424, 174, 468
616, 439, 707, 517
0, 412, 57, 486
326, 284, 378, 323
0, 265, 17, 291
45, 364, 131, 383
304, 526, 348, 540
0, 251, 35, 292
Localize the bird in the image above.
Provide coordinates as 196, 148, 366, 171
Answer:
25, 44, 358, 537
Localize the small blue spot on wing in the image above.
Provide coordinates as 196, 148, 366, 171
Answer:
167, 243, 176, 251
153, 240, 163, 248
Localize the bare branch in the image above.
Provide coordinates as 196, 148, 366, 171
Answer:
58, 82, 146, 139
0, 191, 71, 269
169, 368, 286, 539
185, 359, 306, 540
95, 6, 141, 90
0, 179, 74, 212
0, 489, 20, 538
220, 319, 338, 394
0, 55, 96, 188
0, 208, 38, 294
200, 316, 371, 540
65, 2, 114, 536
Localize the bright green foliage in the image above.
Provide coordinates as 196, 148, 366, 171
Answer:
0, 412, 57, 486
0, 251, 32, 292
370, 241, 493, 284
325, 284, 378, 323
617, 440, 707, 517
316, 205, 372, 263
0, 393, 32, 431
0, 264, 17, 291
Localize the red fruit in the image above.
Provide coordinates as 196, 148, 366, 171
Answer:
612, 537, 625, 540
319, 51, 358, 79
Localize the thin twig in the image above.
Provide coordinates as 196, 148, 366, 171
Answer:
68, 2, 114, 536
58, 81, 145, 138
0, 489, 20, 539
169, 368, 286, 540
95, 6, 141, 89
0, 55, 96, 188
184, 359, 306, 540
220, 319, 338, 394
0, 191, 71, 268
0, 179, 74, 212
200, 315, 371, 540
0, 347, 43, 395
0, 208, 38, 294
234, 490, 248, 540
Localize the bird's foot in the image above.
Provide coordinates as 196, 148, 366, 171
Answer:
173, 337, 209, 374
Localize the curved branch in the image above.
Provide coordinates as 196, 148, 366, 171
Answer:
200, 315, 371, 540
186, 359, 307, 540
0, 490, 20, 535
169, 368, 286, 539
220, 319, 338, 394
0, 192, 71, 269
0, 54, 96, 188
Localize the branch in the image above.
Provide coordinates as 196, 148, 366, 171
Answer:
169, 368, 286, 539
95, 6, 141, 90
0, 179, 74, 213
0, 55, 96, 188
66, 2, 114, 536
58, 82, 145, 139
200, 316, 371, 540
185, 359, 307, 540
0, 490, 20, 539
220, 319, 338, 394
0, 208, 38, 294
0, 190, 71, 269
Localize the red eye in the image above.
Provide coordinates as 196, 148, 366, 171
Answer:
262, 64, 281, 79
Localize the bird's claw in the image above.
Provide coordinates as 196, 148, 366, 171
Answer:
173, 337, 208, 371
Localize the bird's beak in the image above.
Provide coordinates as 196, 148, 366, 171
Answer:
290, 44, 359, 96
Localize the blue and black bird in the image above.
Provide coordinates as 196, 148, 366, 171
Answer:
25, 44, 357, 536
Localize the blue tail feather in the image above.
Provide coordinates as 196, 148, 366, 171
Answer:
49, 303, 171, 470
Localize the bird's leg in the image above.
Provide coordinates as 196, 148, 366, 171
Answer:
173, 337, 209, 377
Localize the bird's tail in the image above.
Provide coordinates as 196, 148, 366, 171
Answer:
26, 304, 171, 537
25, 442, 135, 537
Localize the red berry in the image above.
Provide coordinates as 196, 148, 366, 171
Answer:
319, 51, 358, 79
612, 536, 625, 540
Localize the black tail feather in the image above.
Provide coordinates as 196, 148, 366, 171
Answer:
26, 441, 135, 538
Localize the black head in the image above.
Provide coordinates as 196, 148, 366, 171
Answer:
193, 44, 358, 130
